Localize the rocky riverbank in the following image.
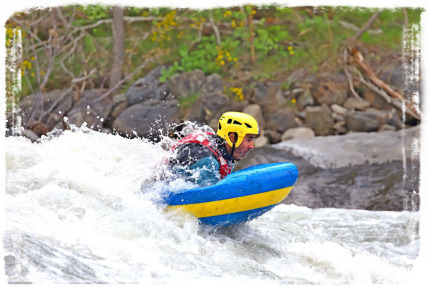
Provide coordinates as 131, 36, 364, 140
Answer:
8, 63, 421, 211
9, 60, 418, 146
236, 125, 420, 211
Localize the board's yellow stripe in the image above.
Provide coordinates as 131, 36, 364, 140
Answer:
169, 186, 293, 218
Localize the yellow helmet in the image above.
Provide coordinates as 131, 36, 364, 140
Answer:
217, 111, 259, 147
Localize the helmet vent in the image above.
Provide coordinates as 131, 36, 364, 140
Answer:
219, 123, 222, 130
245, 123, 252, 128
233, 120, 242, 125
227, 119, 232, 124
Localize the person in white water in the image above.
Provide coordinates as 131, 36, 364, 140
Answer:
169, 111, 259, 186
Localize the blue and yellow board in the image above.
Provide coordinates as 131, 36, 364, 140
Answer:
163, 162, 299, 226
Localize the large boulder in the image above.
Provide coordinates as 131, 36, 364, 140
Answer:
113, 99, 180, 141
66, 89, 113, 130
187, 91, 237, 125
185, 73, 239, 125
281, 127, 315, 141
251, 82, 285, 119
168, 69, 206, 99
345, 108, 396, 132
267, 108, 299, 133
126, 66, 170, 106
305, 104, 333, 136
19, 89, 73, 130
236, 126, 420, 211
19, 89, 73, 117
313, 77, 348, 106
242, 104, 265, 130
362, 89, 393, 110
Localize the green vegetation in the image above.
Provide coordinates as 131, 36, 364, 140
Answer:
5, 5, 423, 111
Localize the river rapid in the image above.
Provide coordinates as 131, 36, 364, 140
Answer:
3, 127, 421, 285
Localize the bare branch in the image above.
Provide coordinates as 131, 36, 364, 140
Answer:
343, 48, 363, 101
348, 46, 420, 120
352, 10, 381, 41
209, 11, 221, 45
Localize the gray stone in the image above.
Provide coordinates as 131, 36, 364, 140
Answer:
236, 126, 420, 211
264, 130, 282, 144
332, 120, 347, 134
251, 82, 285, 118
296, 86, 314, 109
254, 135, 269, 148
65, 89, 113, 130
330, 104, 348, 115
19, 89, 73, 122
332, 112, 345, 122
113, 93, 126, 105
343, 97, 371, 111
126, 66, 170, 106
202, 73, 224, 94
113, 99, 180, 140
363, 89, 393, 110
242, 104, 265, 130
314, 80, 348, 105
168, 70, 206, 99
346, 110, 385, 132
267, 108, 299, 133
110, 101, 128, 119
187, 91, 235, 125
305, 104, 333, 136
22, 129, 40, 142
273, 125, 419, 169
281, 127, 315, 141
384, 109, 403, 129
379, 124, 397, 132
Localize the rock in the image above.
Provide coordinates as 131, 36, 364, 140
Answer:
202, 73, 224, 94
332, 112, 345, 122
187, 91, 238, 125
110, 101, 128, 120
305, 104, 333, 136
242, 104, 265, 130
314, 79, 348, 105
67, 89, 113, 131
333, 121, 347, 134
384, 109, 403, 129
281, 127, 315, 141
379, 124, 397, 132
168, 69, 206, 99
267, 108, 299, 133
19, 89, 73, 122
285, 68, 308, 84
362, 89, 393, 110
345, 109, 385, 132
254, 135, 269, 147
126, 66, 170, 106
113, 93, 126, 105
330, 104, 348, 115
22, 129, 40, 142
251, 82, 285, 118
343, 97, 371, 111
381, 64, 405, 91
296, 84, 314, 109
263, 130, 281, 144
113, 99, 180, 141
235, 126, 419, 211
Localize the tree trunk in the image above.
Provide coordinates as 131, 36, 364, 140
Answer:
109, 6, 125, 92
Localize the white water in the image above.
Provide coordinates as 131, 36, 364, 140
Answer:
3, 128, 420, 285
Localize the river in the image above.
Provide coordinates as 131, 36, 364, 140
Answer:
3, 127, 421, 285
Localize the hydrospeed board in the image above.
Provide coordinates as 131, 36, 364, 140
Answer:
162, 162, 299, 226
